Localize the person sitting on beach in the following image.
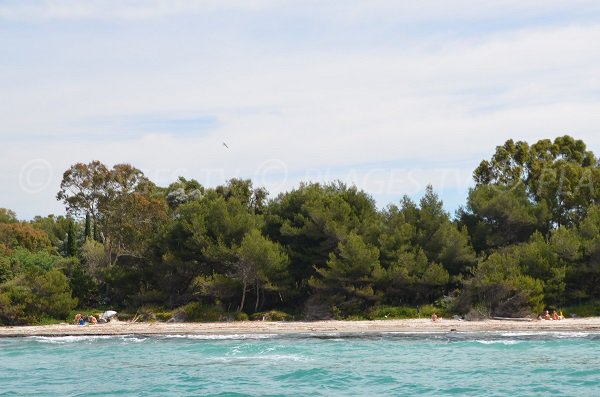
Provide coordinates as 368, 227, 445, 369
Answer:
88, 315, 97, 325
431, 313, 438, 322
552, 310, 559, 321
74, 313, 82, 325
544, 310, 551, 320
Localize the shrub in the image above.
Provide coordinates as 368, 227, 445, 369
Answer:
9, 248, 61, 273
154, 310, 174, 322
368, 304, 447, 320
60, 259, 101, 308
562, 301, 600, 318
458, 253, 545, 318
234, 312, 249, 321
419, 304, 447, 318
250, 310, 293, 321
0, 269, 77, 325
345, 314, 367, 320
121, 306, 173, 323
31, 269, 79, 319
0, 255, 11, 283
0, 223, 52, 252
177, 302, 227, 322
368, 306, 417, 319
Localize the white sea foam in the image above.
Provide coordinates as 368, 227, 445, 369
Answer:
386, 331, 448, 336
474, 340, 521, 345
30, 335, 146, 344
500, 331, 591, 338
162, 333, 279, 340
500, 332, 543, 337
551, 332, 591, 338
216, 354, 310, 363
305, 332, 342, 338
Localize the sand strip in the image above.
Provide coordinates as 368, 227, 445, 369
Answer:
1, 318, 599, 337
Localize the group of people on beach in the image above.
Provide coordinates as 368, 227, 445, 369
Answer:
541, 310, 564, 321
429, 310, 564, 322
73, 313, 97, 326
73, 311, 117, 325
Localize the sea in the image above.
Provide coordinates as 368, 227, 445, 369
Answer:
0, 331, 599, 396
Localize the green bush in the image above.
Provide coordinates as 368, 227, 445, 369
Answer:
179, 302, 227, 322
0, 269, 77, 325
368, 305, 447, 320
345, 314, 367, 320
154, 310, 174, 322
419, 304, 446, 318
9, 248, 61, 273
331, 305, 342, 320
0, 291, 27, 325
178, 302, 251, 322
234, 312, 249, 321
368, 305, 417, 319
116, 312, 134, 321
65, 262, 100, 308
123, 306, 171, 322
250, 310, 293, 321
0, 256, 11, 283
139, 308, 172, 322
562, 302, 600, 318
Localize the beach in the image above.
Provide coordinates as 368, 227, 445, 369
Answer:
1, 317, 599, 337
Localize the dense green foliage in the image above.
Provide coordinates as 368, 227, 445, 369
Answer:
2, 136, 600, 324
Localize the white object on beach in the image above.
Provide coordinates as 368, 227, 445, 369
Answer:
101, 310, 117, 320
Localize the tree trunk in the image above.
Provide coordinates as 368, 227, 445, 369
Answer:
239, 279, 247, 313
84, 213, 92, 239
254, 280, 260, 312
260, 286, 266, 310
93, 216, 98, 241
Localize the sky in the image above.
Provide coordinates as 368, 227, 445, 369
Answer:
2, 0, 600, 219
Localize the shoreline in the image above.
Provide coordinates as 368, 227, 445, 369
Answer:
1, 317, 600, 338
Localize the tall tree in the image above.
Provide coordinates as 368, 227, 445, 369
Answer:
460, 184, 550, 252
57, 161, 167, 266
64, 218, 78, 257
266, 182, 380, 297
309, 233, 382, 317
234, 229, 288, 312
0, 209, 18, 224
56, 161, 111, 232
458, 251, 544, 317
0, 223, 53, 252
473, 135, 598, 227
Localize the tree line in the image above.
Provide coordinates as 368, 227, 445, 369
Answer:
1, 135, 600, 324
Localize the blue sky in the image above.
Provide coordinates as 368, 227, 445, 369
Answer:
2, 0, 600, 219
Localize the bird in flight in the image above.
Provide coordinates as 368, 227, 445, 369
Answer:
222, 142, 229, 149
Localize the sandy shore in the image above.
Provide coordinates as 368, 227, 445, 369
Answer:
1, 317, 600, 337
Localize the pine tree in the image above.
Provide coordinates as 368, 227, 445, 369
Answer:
84, 213, 92, 240
65, 219, 77, 257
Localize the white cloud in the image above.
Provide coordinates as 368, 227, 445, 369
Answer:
2, 1, 600, 218
0, 0, 280, 20
2, 0, 599, 22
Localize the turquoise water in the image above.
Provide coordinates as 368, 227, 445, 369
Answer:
1, 332, 599, 396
